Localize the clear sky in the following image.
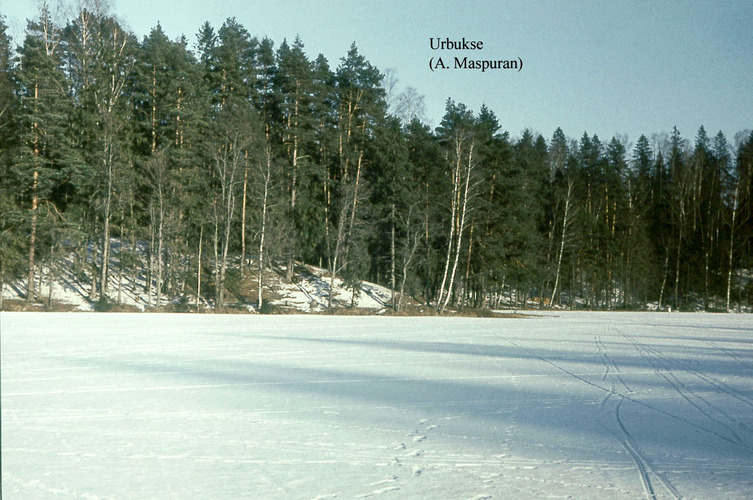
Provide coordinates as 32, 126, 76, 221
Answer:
3, 0, 752, 147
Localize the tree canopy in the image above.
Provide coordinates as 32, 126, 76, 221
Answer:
1, 7, 751, 312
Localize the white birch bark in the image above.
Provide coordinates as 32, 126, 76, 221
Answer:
441, 141, 474, 313
258, 145, 271, 309
550, 180, 574, 306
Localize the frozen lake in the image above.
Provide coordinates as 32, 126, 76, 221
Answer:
2, 312, 752, 499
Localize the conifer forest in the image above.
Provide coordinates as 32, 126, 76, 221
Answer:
1, 6, 752, 312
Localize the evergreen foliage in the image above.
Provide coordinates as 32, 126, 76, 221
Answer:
1, 8, 750, 312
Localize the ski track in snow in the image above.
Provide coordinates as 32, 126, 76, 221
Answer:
2, 312, 753, 499
596, 331, 681, 500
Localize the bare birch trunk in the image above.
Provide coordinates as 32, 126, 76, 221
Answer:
241, 166, 248, 276
437, 140, 463, 309
726, 185, 739, 311
441, 141, 474, 314
147, 208, 155, 307
674, 224, 683, 310
658, 250, 669, 310
398, 229, 422, 312
47, 240, 55, 308
328, 205, 349, 311
550, 181, 573, 306
258, 146, 271, 310
117, 220, 123, 305
424, 183, 431, 305
462, 225, 474, 310
100, 140, 114, 300
347, 152, 363, 243
156, 193, 164, 308
197, 225, 203, 310
219, 191, 234, 310
213, 205, 221, 309
390, 203, 396, 309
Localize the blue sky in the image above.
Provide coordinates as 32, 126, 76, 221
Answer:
3, 0, 752, 147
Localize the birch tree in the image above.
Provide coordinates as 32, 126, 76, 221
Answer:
550, 178, 574, 306
65, 5, 135, 302
728, 132, 753, 309
327, 43, 385, 310
210, 100, 257, 309
435, 100, 476, 312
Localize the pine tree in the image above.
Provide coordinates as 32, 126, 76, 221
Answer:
327, 43, 385, 310
405, 118, 444, 306
475, 116, 519, 306
208, 98, 260, 309
0, 13, 14, 138
548, 129, 576, 307
132, 25, 210, 307
212, 18, 256, 107
367, 115, 420, 309
625, 134, 657, 304
305, 53, 336, 268
667, 126, 691, 309
254, 36, 276, 129
507, 130, 548, 307
64, 6, 137, 302
604, 137, 629, 307
274, 36, 314, 280
15, 7, 78, 302
731, 132, 753, 307
0, 14, 24, 308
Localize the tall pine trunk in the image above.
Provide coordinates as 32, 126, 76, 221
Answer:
27, 170, 39, 302
286, 102, 300, 283
27, 82, 41, 303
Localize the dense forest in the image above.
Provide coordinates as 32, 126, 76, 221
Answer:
1, 5, 752, 312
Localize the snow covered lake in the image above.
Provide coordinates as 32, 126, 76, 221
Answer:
2, 312, 752, 499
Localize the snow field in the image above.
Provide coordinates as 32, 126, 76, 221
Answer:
2, 312, 753, 499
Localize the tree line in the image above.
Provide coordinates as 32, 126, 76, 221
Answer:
1, 4, 752, 312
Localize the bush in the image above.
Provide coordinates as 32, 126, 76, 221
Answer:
258, 301, 277, 314
94, 295, 114, 312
